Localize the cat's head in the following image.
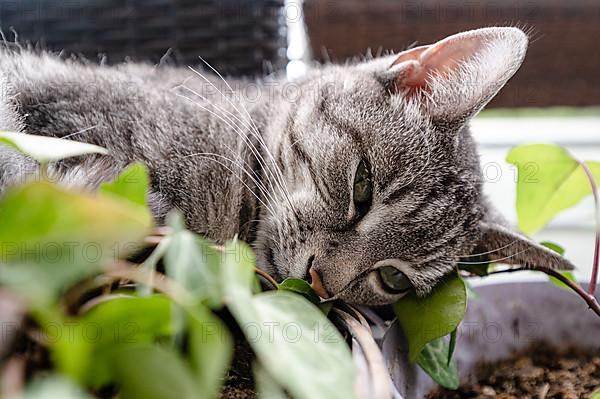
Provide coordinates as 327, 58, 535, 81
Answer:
255, 27, 574, 305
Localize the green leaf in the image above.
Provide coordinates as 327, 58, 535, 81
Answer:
18, 375, 95, 399
279, 278, 321, 306
221, 242, 356, 399
187, 306, 233, 399
254, 363, 288, 399
506, 144, 600, 234
99, 162, 149, 207
540, 241, 565, 256
137, 235, 171, 297
394, 274, 467, 362
82, 295, 173, 337
48, 294, 229, 398
83, 295, 173, 387
548, 271, 578, 291
42, 295, 173, 386
0, 263, 100, 309
319, 302, 333, 315
31, 307, 96, 385
447, 328, 457, 366
243, 292, 356, 399
417, 337, 459, 390
0, 182, 151, 307
539, 241, 577, 290
220, 241, 257, 302
0, 131, 108, 163
0, 181, 151, 260
165, 212, 223, 307
112, 345, 199, 399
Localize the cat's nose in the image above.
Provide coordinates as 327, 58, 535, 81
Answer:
308, 267, 331, 299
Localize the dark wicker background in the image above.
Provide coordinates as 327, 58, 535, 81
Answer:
2, 0, 598, 107
303, 0, 600, 108
0, 0, 287, 77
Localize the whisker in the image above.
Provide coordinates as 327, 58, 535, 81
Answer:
176, 93, 279, 208
178, 84, 274, 192
182, 152, 277, 217
191, 60, 296, 212
211, 142, 281, 209
460, 238, 524, 258
458, 246, 535, 265
61, 125, 98, 139
185, 67, 286, 199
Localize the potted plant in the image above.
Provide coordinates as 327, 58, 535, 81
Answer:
380, 143, 600, 398
0, 133, 598, 398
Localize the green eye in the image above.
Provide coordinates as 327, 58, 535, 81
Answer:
353, 160, 372, 215
379, 266, 413, 293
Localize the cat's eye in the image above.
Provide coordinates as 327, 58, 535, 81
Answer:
353, 160, 373, 216
379, 266, 413, 293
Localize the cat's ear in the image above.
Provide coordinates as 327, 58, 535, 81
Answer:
471, 221, 575, 271
386, 27, 528, 122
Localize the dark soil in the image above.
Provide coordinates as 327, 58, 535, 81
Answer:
219, 339, 257, 399
429, 343, 600, 399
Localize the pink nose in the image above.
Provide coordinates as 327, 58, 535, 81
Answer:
309, 267, 331, 299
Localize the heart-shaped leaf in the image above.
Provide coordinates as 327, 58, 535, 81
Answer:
242, 292, 356, 399
279, 278, 321, 306
506, 144, 600, 234
0, 131, 108, 163
221, 242, 356, 399
394, 274, 467, 361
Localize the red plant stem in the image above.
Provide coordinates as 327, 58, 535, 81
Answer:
579, 161, 599, 296
255, 268, 279, 289
541, 267, 600, 317
485, 267, 600, 318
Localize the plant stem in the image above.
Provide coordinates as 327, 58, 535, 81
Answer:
138, 235, 172, 297
255, 268, 279, 289
104, 263, 192, 305
541, 267, 600, 317
484, 267, 600, 318
578, 161, 599, 296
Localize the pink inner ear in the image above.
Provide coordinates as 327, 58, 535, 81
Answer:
392, 35, 484, 89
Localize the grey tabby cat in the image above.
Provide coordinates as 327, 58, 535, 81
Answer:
0, 27, 573, 305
